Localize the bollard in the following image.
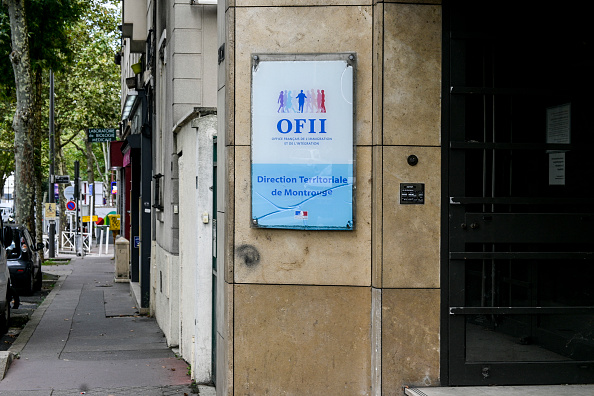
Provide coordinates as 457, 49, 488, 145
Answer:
104, 229, 108, 255
98, 228, 104, 257
114, 236, 130, 282
75, 234, 85, 258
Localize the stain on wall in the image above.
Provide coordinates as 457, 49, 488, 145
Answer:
236, 244, 261, 267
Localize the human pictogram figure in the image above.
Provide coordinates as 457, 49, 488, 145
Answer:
277, 90, 285, 113
285, 90, 294, 112
306, 89, 314, 113
296, 90, 307, 113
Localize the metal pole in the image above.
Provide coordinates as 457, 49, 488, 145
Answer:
48, 70, 56, 258
74, 161, 83, 257
74, 160, 79, 235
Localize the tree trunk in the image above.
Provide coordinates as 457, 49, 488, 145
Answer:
5, 0, 35, 231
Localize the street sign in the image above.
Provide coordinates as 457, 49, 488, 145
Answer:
88, 128, 117, 142
45, 203, 57, 220
82, 215, 98, 222
251, 54, 355, 230
54, 175, 70, 184
64, 186, 75, 201
108, 214, 121, 231
66, 201, 76, 211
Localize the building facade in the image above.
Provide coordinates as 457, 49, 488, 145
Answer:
119, 0, 594, 394
217, 1, 441, 393
119, 0, 219, 384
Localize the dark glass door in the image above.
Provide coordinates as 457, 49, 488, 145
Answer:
444, 1, 594, 385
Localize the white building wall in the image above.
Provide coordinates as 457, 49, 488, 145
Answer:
120, 37, 141, 114
215, 1, 230, 393
177, 115, 216, 382
149, 0, 218, 382
153, 242, 180, 347
153, 0, 180, 348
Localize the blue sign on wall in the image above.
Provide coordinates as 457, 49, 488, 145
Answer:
251, 54, 355, 230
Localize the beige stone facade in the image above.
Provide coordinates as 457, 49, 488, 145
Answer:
219, 1, 442, 394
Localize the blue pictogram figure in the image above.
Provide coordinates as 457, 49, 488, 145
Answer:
276, 88, 326, 113
296, 90, 307, 113
285, 90, 295, 113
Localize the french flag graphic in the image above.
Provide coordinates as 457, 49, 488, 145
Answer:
294, 210, 308, 219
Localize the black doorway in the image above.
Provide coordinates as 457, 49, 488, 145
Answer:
443, 1, 594, 385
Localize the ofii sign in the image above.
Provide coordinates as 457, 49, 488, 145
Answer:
251, 54, 355, 230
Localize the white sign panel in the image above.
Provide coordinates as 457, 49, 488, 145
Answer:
549, 152, 566, 185
546, 103, 570, 186
546, 103, 571, 144
251, 54, 355, 230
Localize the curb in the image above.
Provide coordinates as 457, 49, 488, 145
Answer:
0, 273, 68, 380
0, 351, 13, 380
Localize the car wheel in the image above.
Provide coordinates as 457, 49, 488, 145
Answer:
34, 268, 43, 291
23, 271, 34, 296
0, 292, 9, 334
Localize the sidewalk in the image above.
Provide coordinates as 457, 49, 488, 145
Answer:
0, 250, 215, 395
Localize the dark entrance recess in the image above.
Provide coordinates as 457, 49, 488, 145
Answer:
442, 1, 594, 385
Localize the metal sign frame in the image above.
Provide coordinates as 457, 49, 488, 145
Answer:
54, 175, 70, 184
250, 53, 356, 230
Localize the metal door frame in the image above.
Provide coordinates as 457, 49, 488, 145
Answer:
441, 0, 594, 385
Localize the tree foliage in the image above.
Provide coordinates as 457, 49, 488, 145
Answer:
1, 0, 120, 237
3, 0, 36, 232
56, 0, 120, 152
0, 95, 14, 195
53, 0, 120, 228
1, 0, 83, 84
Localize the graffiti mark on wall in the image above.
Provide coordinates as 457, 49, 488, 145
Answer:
236, 244, 261, 268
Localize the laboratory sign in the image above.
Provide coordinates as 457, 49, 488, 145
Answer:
88, 128, 117, 142
251, 54, 355, 230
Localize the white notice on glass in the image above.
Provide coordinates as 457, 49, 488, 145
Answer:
546, 104, 571, 144
549, 152, 565, 185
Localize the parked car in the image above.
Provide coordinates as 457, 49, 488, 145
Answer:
5, 224, 43, 296
0, 218, 12, 333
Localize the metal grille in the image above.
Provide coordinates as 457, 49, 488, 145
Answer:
444, 0, 594, 386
